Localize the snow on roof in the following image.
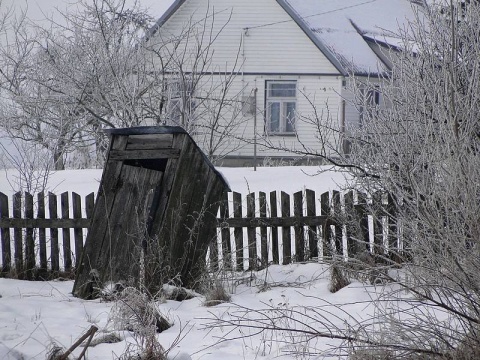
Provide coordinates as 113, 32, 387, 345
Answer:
283, 0, 420, 74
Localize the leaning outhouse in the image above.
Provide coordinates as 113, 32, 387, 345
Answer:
73, 126, 229, 299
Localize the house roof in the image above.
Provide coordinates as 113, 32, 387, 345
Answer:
148, 0, 420, 76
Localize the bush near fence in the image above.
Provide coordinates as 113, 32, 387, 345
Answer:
0, 189, 400, 279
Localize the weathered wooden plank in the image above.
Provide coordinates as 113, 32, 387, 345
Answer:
355, 192, 370, 254
281, 191, 291, 265
25, 193, 35, 279
49, 193, 59, 273
127, 133, 174, 146
294, 191, 305, 262
270, 191, 279, 264
372, 192, 384, 258
233, 192, 243, 270
13, 192, 23, 277
0, 218, 90, 228
61, 192, 72, 271
37, 192, 47, 274
0, 192, 11, 274
344, 191, 357, 258
73, 135, 128, 297
259, 192, 268, 267
219, 191, 231, 269
109, 149, 180, 161
332, 190, 343, 256
247, 193, 256, 270
387, 193, 401, 263
320, 191, 331, 257
86, 193, 95, 219
72, 193, 84, 269
305, 189, 318, 259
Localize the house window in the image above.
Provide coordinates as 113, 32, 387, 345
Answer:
166, 78, 196, 127
266, 80, 296, 134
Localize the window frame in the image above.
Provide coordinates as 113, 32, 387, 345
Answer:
265, 80, 297, 135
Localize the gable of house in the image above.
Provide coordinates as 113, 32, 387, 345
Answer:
148, 0, 342, 75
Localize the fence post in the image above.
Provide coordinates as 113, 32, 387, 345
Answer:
372, 192, 384, 259
281, 191, 291, 265
0, 192, 11, 275
49, 192, 59, 273
294, 191, 305, 262
25, 192, 35, 280
37, 192, 48, 276
247, 192, 256, 270
233, 192, 243, 271
270, 191, 279, 264
259, 192, 268, 267
305, 189, 318, 260
13, 192, 23, 278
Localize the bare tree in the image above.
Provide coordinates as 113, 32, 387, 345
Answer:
203, 1, 480, 358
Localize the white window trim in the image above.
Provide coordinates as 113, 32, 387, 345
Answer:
265, 80, 297, 135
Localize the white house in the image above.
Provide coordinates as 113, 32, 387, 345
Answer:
147, 0, 421, 166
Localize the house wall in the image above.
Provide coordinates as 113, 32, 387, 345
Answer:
152, 0, 347, 163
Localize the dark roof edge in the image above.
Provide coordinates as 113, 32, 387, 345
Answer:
276, 0, 348, 76
144, 0, 186, 41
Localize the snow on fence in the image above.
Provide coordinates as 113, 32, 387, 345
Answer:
0, 189, 401, 278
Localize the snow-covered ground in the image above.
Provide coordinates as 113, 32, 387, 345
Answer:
0, 165, 376, 360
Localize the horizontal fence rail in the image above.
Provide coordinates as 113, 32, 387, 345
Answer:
0, 189, 400, 278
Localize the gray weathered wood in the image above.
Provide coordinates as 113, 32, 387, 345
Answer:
61, 192, 72, 271
281, 191, 291, 265
25, 193, 35, 279
270, 191, 279, 264
49, 192, 59, 273
247, 193, 256, 269
0, 192, 11, 274
294, 191, 304, 262
233, 192, 243, 270
109, 149, 180, 161
37, 192, 47, 273
219, 191, 231, 269
305, 189, 318, 259
72, 193, 84, 268
13, 192, 23, 277
259, 192, 268, 267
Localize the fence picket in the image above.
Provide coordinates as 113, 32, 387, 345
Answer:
320, 191, 331, 257
294, 191, 304, 262
233, 192, 243, 270
306, 189, 318, 259
219, 192, 231, 269
13, 192, 23, 278
25, 193, 35, 279
49, 192, 59, 273
281, 191, 291, 265
259, 192, 268, 267
270, 191, 279, 264
37, 192, 47, 275
0, 192, 11, 274
72, 193, 83, 269
247, 193, 256, 269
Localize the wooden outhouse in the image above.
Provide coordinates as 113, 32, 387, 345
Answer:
73, 126, 229, 299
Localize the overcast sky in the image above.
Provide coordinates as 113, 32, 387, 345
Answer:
2, 0, 175, 25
